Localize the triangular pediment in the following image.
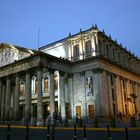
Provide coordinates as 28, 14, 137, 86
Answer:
0, 43, 34, 67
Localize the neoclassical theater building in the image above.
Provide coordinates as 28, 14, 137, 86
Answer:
0, 26, 140, 124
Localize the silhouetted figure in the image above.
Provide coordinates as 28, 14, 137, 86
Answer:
119, 112, 122, 123
58, 112, 62, 126
53, 112, 57, 126
76, 113, 79, 124
47, 113, 51, 126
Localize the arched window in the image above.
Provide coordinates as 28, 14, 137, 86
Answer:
20, 81, 25, 96
31, 76, 37, 94
44, 77, 49, 92
105, 44, 109, 57
73, 44, 80, 59
85, 40, 92, 56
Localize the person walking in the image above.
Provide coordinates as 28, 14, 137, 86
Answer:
76, 113, 79, 124
47, 113, 51, 126
53, 112, 58, 126
58, 112, 62, 126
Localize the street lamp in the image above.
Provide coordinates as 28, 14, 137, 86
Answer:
130, 93, 137, 114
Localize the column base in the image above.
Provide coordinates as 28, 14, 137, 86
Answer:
31, 117, 37, 126
22, 117, 31, 125
22, 117, 26, 125
37, 118, 44, 126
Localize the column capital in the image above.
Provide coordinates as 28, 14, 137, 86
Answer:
48, 68, 55, 74
59, 71, 66, 76
80, 71, 85, 76
93, 68, 104, 73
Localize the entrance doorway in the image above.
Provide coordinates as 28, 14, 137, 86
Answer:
88, 105, 94, 119
19, 105, 24, 120
32, 104, 37, 117
43, 104, 49, 119
76, 106, 81, 117
65, 103, 71, 119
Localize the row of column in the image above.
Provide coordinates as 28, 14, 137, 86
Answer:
86, 69, 140, 118
0, 68, 66, 123
68, 33, 98, 61
104, 71, 140, 117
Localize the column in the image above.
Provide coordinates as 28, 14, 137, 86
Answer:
68, 75, 74, 118
115, 76, 123, 114
59, 72, 66, 119
0, 80, 2, 117
25, 71, 31, 122
49, 72, 55, 118
93, 69, 102, 117
1, 84, 6, 119
37, 69, 43, 124
101, 71, 110, 117
14, 74, 20, 120
5, 77, 11, 120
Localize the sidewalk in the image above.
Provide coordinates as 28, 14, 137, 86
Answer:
0, 118, 140, 128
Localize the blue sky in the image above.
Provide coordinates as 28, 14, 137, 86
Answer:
0, 0, 140, 56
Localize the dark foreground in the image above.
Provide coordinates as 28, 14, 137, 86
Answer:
0, 125, 140, 140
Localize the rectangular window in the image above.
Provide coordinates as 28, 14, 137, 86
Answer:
44, 79, 48, 92
110, 75, 114, 86
112, 88, 115, 101
113, 103, 116, 116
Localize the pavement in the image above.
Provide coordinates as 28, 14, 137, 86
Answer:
0, 118, 140, 140
0, 124, 140, 140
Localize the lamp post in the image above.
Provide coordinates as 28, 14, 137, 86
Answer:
130, 93, 137, 114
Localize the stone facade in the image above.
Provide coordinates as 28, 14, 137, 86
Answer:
0, 26, 140, 125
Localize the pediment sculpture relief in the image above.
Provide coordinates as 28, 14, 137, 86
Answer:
0, 43, 34, 67
0, 44, 18, 67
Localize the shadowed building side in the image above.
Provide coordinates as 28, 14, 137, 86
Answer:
0, 26, 140, 125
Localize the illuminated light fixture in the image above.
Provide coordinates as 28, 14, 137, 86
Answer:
47, 106, 50, 111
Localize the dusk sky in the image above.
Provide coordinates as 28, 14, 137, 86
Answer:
0, 0, 140, 56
